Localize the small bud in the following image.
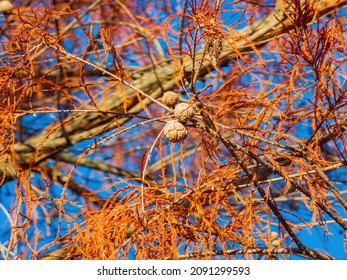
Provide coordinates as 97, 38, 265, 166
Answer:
162, 91, 179, 108
270, 231, 278, 241
174, 103, 195, 123
271, 239, 281, 247
0, 1, 13, 12
163, 120, 188, 142
126, 228, 133, 238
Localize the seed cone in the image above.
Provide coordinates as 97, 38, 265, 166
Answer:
174, 103, 195, 123
163, 120, 188, 142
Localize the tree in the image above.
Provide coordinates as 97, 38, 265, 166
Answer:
0, 0, 347, 260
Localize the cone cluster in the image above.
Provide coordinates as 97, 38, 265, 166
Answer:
161, 91, 195, 142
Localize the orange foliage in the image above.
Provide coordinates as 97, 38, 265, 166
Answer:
0, 0, 347, 260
